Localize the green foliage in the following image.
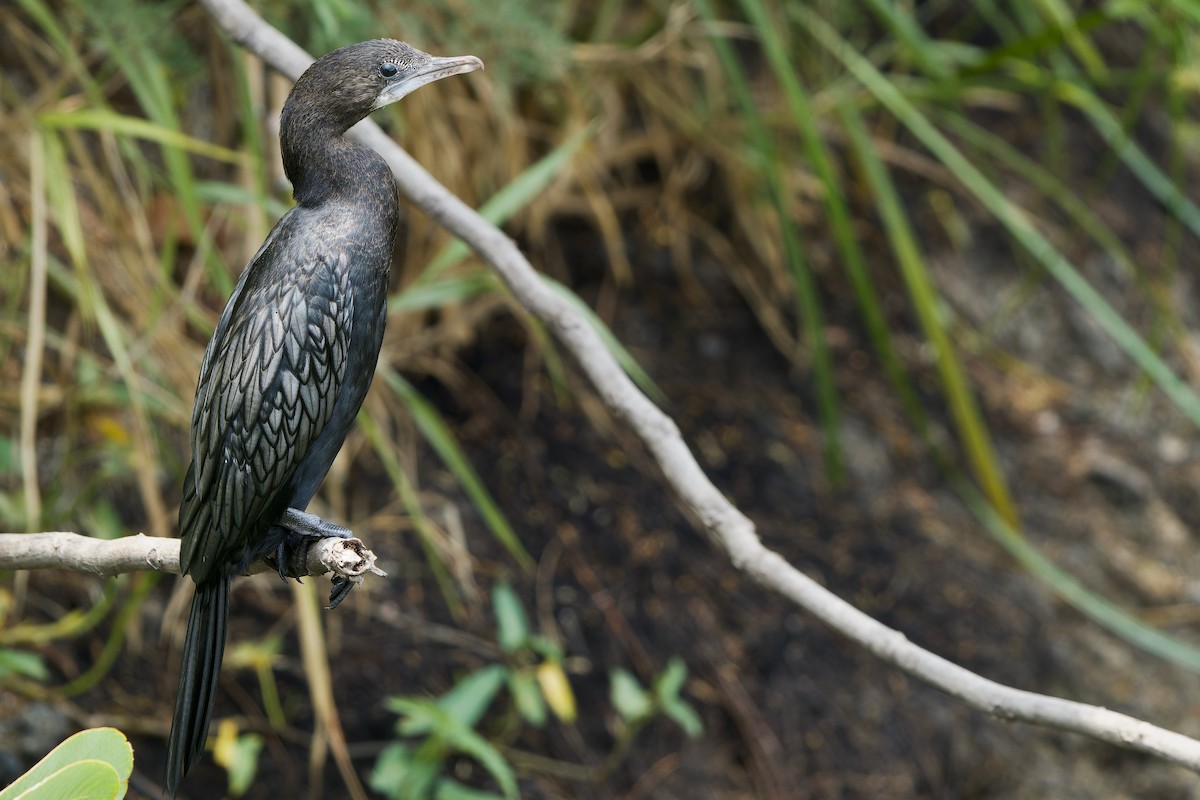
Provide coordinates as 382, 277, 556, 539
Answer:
372, 585, 700, 798
213, 720, 266, 798
0, 728, 133, 800
373, 665, 516, 800
0, 649, 49, 682
611, 658, 702, 739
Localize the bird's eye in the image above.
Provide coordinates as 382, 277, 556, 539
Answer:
379, 62, 398, 78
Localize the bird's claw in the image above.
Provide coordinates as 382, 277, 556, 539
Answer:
269, 508, 357, 588
281, 508, 353, 539
327, 575, 361, 609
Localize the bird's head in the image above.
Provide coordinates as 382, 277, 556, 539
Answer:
286, 39, 483, 134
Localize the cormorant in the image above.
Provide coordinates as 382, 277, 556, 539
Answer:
165, 40, 482, 796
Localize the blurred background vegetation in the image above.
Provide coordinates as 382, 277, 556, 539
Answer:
7, 0, 1200, 796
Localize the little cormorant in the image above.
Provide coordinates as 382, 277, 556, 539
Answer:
165, 39, 482, 796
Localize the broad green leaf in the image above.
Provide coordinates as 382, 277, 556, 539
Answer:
438, 723, 517, 800
654, 657, 688, 702
213, 720, 263, 797
435, 778, 507, 800
525, 635, 563, 662
507, 669, 547, 728
437, 665, 508, 727
0, 728, 132, 800
369, 742, 414, 799
0, 649, 49, 681
370, 742, 441, 800
662, 697, 704, 739
5, 761, 120, 800
492, 584, 529, 653
610, 669, 652, 723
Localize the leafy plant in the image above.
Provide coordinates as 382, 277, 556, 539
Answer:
370, 584, 701, 799
0, 727, 133, 800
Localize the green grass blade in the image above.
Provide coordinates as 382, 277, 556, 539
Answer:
40, 131, 86, 272
381, 369, 533, 572
935, 112, 1137, 279
389, 272, 499, 315
800, 8, 1200, 433
36, 109, 244, 164
860, 0, 951, 78
697, 0, 842, 479
357, 410, 464, 618
957, 479, 1200, 672
420, 124, 594, 281
838, 98, 1018, 528
541, 277, 664, 403
1032, 0, 1108, 79
736, 0, 929, 438
1057, 80, 1200, 244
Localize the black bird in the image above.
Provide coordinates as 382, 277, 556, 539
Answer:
166, 40, 482, 796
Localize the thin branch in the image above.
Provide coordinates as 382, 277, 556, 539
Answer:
0, 532, 384, 587
10, 0, 1170, 772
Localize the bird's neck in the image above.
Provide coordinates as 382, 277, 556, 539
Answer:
282, 128, 384, 206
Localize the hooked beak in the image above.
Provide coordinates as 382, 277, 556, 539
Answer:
373, 53, 484, 110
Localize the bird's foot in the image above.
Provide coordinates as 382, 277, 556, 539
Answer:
268, 508, 362, 609
280, 508, 353, 540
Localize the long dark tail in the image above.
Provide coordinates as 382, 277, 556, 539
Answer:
165, 575, 230, 797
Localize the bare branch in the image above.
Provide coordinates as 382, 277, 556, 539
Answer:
107, 0, 1200, 772
0, 533, 384, 586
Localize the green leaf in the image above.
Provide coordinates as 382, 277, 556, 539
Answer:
438, 665, 508, 728
38, 107, 243, 163
389, 698, 445, 739
434, 779, 507, 800
507, 669, 547, 728
492, 584, 529, 653
4, 760, 121, 800
524, 635, 563, 662
653, 657, 688, 702
370, 743, 419, 800
835, 94, 1018, 528
437, 723, 518, 800
801, 6, 1200, 440
0, 728, 132, 800
384, 674, 517, 800
610, 669, 652, 723
0, 649, 49, 681
661, 697, 704, 739
695, 0, 843, 479
372, 743, 444, 800
213, 721, 263, 798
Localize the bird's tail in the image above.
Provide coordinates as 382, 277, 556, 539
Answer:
165, 575, 230, 797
